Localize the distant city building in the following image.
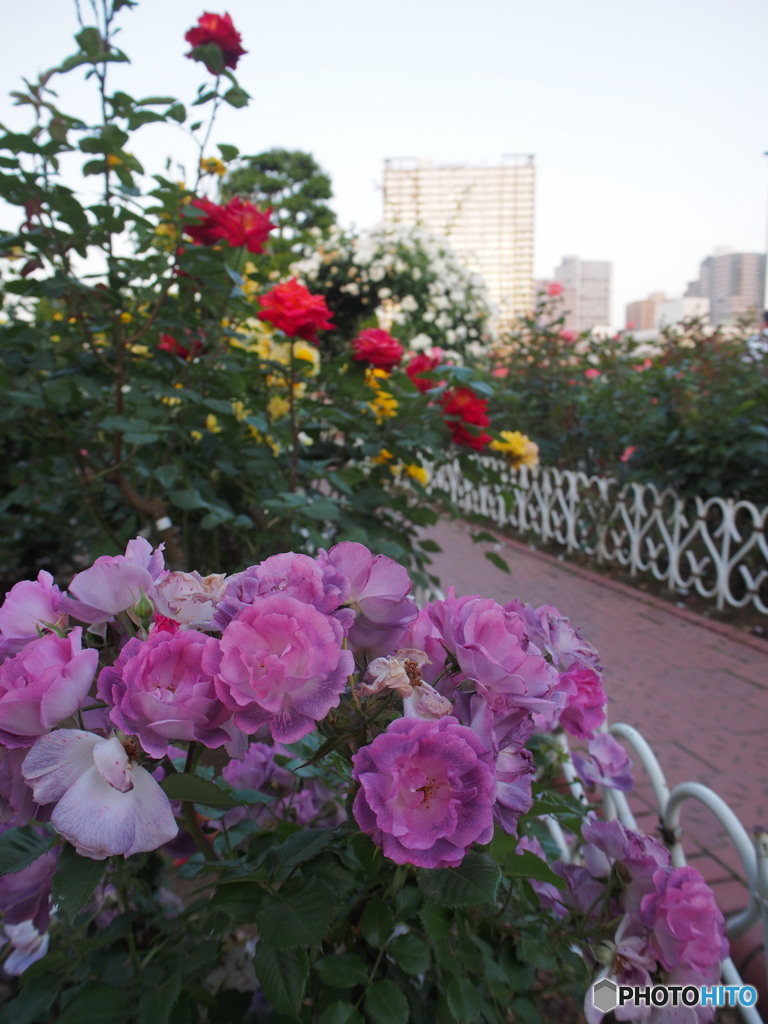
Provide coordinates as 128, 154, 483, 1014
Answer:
625, 292, 667, 331
685, 248, 765, 325
655, 296, 709, 328
553, 256, 612, 333
382, 156, 535, 328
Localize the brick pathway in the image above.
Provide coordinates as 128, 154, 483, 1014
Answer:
422, 518, 768, 991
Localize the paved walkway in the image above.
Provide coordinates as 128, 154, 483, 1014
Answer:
422, 518, 768, 986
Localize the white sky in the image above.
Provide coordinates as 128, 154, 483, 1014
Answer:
1, 0, 766, 327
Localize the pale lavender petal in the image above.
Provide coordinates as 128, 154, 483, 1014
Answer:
93, 736, 132, 793
51, 767, 137, 859
125, 767, 178, 855
22, 730, 100, 804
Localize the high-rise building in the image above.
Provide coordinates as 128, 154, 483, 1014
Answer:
553, 256, 611, 333
685, 248, 765, 325
382, 156, 535, 328
625, 292, 667, 331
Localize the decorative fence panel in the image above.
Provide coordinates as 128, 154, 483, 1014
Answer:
430, 459, 768, 615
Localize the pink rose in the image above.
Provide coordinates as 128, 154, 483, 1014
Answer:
640, 866, 728, 976
318, 542, 417, 655
0, 571, 68, 661
207, 594, 353, 743
352, 716, 495, 868
0, 629, 97, 747
153, 571, 228, 630
352, 328, 405, 371
557, 664, 607, 740
97, 630, 233, 759
62, 537, 165, 629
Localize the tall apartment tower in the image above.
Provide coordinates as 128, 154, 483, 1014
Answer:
685, 249, 765, 325
382, 156, 535, 328
554, 256, 612, 333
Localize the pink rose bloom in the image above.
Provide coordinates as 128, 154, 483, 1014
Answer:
153, 571, 228, 630
640, 866, 728, 976
0, 628, 97, 747
0, 571, 68, 661
352, 716, 495, 869
97, 630, 233, 758
573, 733, 634, 792
505, 601, 602, 674
318, 542, 417, 655
62, 537, 165, 628
584, 368, 601, 380
23, 730, 178, 860
408, 591, 558, 749
557, 664, 607, 740
206, 594, 353, 743
215, 552, 351, 631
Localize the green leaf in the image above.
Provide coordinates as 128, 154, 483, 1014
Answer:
211, 879, 264, 922
484, 550, 510, 574
313, 953, 369, 988
417, 852, 500, 908
470, 530, 498, 544
364, 979, 409, 1024
51, 845, 107, 922
265, 827, 334, 872
160, 773, 237, 808
57, 985, 133, 1024
169, 488, 210, 511
0, 973, 60, 1024
419, 902, 451, 942
223, 86, 250, 109
253, 944, 308, 1019
501, 849, 566, 890
0, 826, 55, 875
218, 143, 239, 162
389, 932, 431, 975
446, 976, 483, 1023
137, 971, 181, 1024
317, 1002, 364, 1024
359, 897, 395, 948
257, 877, 340, 948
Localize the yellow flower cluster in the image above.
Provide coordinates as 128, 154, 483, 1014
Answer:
489, 430, 540, 470
200, 156, 227, 177
364, 367, 398, 424
371, 449, 429, 486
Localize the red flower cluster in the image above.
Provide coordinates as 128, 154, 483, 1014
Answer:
184, 197, 274, 254
257, 279, 334, 343
158, 332, 204, 360
352, 329, 404, 371
185, 12, 247, 72
440, 387, 491, 451
405, 351, 442, 393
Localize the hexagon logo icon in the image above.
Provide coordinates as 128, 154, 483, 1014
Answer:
592, 979, 618, 1013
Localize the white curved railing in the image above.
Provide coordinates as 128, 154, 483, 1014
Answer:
429, 459, 768, 615
553, 724, 768, 1023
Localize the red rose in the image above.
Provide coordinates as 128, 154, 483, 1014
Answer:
158, 332, 204, 360
184, 197, 274, 254
185, 12, 247, 72
440, 387, 491, 451
257, 279, 334, 343
352, 329, 404, 371
405, 351, 443, 393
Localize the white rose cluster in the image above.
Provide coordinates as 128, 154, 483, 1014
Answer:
291, 223, 495, 360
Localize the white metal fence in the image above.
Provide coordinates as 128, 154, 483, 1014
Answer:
430, 459, 768, 615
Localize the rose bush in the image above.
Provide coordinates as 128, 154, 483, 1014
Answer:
488, 295, 768, 502
0, 1, 527, 597
0, 536, 732, 1022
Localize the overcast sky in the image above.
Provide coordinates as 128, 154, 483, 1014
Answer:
2, 0, 766, 327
